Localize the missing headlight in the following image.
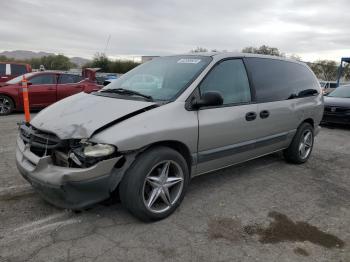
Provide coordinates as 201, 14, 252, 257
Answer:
52, 140, 118, 168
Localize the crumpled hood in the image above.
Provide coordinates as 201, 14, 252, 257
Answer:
31, 92, 156, 139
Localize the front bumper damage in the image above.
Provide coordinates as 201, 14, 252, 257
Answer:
16, 136, 128, 209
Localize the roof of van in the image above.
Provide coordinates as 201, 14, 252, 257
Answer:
171, 52, 305, 65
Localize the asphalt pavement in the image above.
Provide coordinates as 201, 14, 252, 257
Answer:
0, 114, 349, 262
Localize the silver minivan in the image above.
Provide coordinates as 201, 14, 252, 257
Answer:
16, 53, 324, 221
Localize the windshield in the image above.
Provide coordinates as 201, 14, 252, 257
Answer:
328, 85, 350, 98
6, 72, 36, 84
102, 56, 212, 100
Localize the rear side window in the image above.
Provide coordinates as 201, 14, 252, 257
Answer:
0, 64, 5, 75
199, 59, 251, 105
244, 58, 319, 103
29, 74, 55, 85
11, 64, 27, 75
58, 74, 83, 84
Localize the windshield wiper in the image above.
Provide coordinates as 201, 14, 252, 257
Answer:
100, 88, 153, 100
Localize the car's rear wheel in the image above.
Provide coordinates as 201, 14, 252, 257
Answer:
119, 146, 189, 222
284, 122, 314, 164
0, 95, 14, 116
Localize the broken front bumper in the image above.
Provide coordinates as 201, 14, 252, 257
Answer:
15, 136, 121, 209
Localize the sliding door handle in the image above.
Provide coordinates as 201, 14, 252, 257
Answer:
260, 110, 270, 119
245, 112, 257, 121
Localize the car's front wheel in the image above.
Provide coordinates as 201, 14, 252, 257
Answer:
284, 122, 314, 164
0, 95, 14, 116
119, 146, 189, 222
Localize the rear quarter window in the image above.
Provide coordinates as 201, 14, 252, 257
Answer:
58, 74, 84, 84
11, 64, 27, 75
244, 58, 319, 103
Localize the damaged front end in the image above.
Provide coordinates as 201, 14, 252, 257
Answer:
19, 123, 117, 168
16, 123, 132, 209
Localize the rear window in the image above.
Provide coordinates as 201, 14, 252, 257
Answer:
244, 58, 319, 103
0, 64, 5, 75
11, 64, 27, 75
58, 74, 84, 84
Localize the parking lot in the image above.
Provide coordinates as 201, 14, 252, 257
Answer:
0, 113, 349, 262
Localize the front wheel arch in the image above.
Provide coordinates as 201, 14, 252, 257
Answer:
142, 140, 193, 175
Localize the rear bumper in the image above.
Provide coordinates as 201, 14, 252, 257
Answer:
15, 136, 121, 209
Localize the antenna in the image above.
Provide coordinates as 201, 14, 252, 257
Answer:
103, 34, 111, 55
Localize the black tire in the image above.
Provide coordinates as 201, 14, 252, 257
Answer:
0, 95, 14, 116
119, 146, 190, 222
284, 122, 314, 164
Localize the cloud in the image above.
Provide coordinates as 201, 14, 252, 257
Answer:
1, 0, 349, 61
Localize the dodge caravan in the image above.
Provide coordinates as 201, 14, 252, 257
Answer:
16, 53, 324, 221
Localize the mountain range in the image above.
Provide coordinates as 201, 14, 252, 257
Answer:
0, 50, 90, 67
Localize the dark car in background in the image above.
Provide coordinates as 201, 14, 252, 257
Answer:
0, 69, 101, 115
0, 62, 32, 83
323, 85, 350, 125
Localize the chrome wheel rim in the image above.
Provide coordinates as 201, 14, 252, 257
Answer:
299, 130, 313, 159
142, 160, 184, 214
0, 97, 11, 114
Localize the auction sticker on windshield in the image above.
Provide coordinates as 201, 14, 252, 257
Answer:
177, 59, 201, 64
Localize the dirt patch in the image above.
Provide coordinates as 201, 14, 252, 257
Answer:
294, 247, 310, 256
159, 247, 177, 258
208, 217, 243, 242
244, 211, 345, 249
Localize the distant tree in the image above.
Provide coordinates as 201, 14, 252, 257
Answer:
343, 64, 350, 81
89, 53, 111, 72
308, 60, 338, 81
110, 60, 140, 74
39, 54, 74, 70
0, 54, 75, 70
83, 53, 140, 74
190, 47, 208, 53
288, 54, 302, 61
0, 55, 11, 62
242, 45, 285, 57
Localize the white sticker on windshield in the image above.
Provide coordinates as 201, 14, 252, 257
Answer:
177, 58, 201, 64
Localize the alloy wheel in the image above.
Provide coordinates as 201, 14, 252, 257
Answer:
142, 160, 184, 214
0, 97, 12, 114
299, 130, 313, 159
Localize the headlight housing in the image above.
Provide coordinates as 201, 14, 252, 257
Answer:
83, 143, 116, 157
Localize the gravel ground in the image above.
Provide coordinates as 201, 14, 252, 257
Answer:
0, 114, 349, 262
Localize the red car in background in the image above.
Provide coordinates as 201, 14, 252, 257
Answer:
0, 69, 101, 115
0, 62, 32, 83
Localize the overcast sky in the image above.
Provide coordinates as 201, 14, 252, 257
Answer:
1, 0, 349, 61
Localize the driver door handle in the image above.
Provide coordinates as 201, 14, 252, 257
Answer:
245, 112, 257, 121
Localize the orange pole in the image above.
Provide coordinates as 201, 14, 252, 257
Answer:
22, 75, 31, 123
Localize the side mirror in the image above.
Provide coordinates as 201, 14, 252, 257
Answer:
192, 91, 223, 109
298, 89, 318, 97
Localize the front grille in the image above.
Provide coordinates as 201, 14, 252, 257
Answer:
19, 124, 62, 150
324, 106, 350, 114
